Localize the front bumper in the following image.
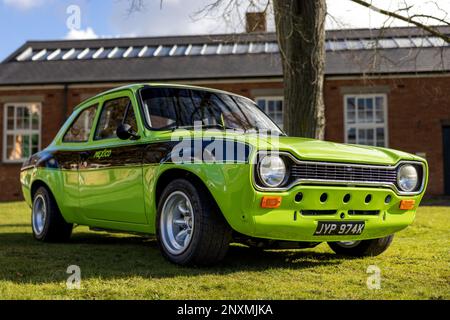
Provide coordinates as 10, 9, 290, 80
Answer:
245, 185, 421, 242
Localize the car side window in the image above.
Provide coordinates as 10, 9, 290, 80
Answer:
141, 88, 177, 129
95, 97, 137, 140
63, 104, 98, 142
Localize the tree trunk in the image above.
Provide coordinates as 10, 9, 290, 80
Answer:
273, 0, 327, 139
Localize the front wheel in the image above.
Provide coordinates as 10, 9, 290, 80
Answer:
156, 179, 232, 266
328, 235, 394, 257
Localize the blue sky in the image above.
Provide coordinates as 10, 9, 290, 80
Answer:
1, 0, 448, 61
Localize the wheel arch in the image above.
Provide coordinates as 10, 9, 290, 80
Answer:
155, 168, 231, 227
30, 179, 52, 200
30, 178, 67, 219
156, 168, 212, 205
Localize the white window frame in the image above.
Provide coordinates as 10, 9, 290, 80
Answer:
343, 93, 389, 147
3, 102, 42, 163
255, 96, 284, 129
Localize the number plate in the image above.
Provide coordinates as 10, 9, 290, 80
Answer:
314, 221, 365, 236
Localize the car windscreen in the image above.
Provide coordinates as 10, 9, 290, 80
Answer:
139, 87, 284, 134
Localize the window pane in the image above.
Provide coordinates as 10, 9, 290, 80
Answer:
376, 128, 385, 147
347, 111, 355, 124
15, 106, 23, 129
32, 134, 39, 154
256, 99, 265, 111
268, 100, 275, 113
358, 128, 366, 144
95, 98, 132, 140
30, 104, 40, 130
22, 135, 30, 158
7, 106, 14, 118
347, 128, 356, 144
63, 105, 97, 142
365, 98, 373, 122
7, 117, 14, 130
125, 110, 137, 132
346, 97, 355, 124
141, 88, 177, 129
16, 106, 31, 129
367, 128, 374, 145
357, 98, 366, 122
6, 135, 15, 160
275, 100, 283, 112
375, 97, 384, 123
12, 134, 23, 160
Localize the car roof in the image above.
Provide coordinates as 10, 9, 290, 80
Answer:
74, 83, 252, 110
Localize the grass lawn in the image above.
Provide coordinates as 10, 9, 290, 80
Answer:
0, 201, 448, 300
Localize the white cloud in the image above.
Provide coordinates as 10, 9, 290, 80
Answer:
65, 27, 98, 40
3, 0, 47, 10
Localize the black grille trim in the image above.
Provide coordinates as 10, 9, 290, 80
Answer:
301, 210, 337, 216
348, 210, 380, 216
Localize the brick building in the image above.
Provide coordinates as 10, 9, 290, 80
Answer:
0, 26, 449, 201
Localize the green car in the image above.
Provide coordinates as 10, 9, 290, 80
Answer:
20, 84, 427, 266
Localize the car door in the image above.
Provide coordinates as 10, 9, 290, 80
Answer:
78, 91, 147, 224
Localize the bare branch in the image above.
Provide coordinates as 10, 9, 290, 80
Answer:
350, 0, 450, 43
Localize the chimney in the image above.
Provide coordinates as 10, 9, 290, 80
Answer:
245, 11, 266, 33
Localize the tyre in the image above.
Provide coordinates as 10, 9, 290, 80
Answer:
156, 178, 232, 266
32, 186, 73, 242
328, 235, 394, 257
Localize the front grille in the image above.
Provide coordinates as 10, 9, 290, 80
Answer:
290, 162, 397, 185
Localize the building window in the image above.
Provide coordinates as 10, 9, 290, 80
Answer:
3, 103, 41, 162
344, 94, 388, 147
256, 97, 283, 129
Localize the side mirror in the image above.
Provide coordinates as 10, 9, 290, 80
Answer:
116, 123, 140, 140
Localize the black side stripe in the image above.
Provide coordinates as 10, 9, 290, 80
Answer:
21, 140, 251, 171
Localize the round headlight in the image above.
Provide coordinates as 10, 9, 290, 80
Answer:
258, 155, 286, 187
397, 164, 419, 192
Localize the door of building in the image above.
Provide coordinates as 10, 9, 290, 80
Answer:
443, 126, 450, 195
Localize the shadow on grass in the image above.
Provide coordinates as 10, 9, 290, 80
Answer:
0, 231, 342, 284
0, 224, 30, 228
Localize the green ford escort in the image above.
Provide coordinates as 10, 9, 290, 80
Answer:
20, 84, 428, 266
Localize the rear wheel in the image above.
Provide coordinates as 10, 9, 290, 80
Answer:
32, 186, 73, 242
156, 179, 232, 266
328, 235, 394, 257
